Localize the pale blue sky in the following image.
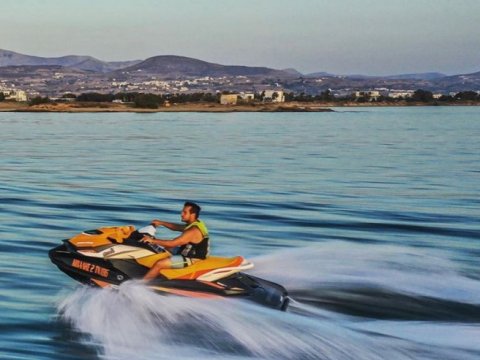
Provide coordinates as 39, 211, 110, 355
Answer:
1, 0, 479, 75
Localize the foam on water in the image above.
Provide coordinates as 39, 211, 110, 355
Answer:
57, 243, 480, 360
58, 282, 339, 360
252, 242, 480, 304
58, 282, 406, 360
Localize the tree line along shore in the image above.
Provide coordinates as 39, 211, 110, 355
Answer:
0, 89, 479, 112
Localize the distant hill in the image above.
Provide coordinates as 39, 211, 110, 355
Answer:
282, 68, 303, 76
0, 49, 141, 72
305, 71, 336, 77
305, 71, 447, 80
0, 65, 89, 78
1, 48, 479, 94
115, 55, 294, 78
431, 71, 480, 92
384, 72, 447, 80
64, 57, 142, 72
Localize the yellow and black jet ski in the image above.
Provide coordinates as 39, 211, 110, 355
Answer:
49, 225, 289, 310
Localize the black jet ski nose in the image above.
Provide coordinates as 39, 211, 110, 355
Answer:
252, 286, 289, 311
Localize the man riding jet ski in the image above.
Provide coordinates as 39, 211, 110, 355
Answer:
49, 204, 289, 310
141, 202, 212, 281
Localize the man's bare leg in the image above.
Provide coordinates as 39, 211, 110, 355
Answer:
143, 257, 172, 281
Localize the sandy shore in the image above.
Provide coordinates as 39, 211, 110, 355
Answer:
0, 101, 335, 113
1, 101, 478, 113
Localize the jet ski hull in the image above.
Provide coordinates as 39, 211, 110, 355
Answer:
49, 242, 289, 310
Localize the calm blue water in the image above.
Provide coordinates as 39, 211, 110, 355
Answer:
1, 107, 479, 360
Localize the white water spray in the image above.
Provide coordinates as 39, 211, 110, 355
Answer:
57, 243, 480, 360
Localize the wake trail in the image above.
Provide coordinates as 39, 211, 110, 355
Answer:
55, 243, 480, 359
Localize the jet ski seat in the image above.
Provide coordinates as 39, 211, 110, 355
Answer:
160, 256, 254, 281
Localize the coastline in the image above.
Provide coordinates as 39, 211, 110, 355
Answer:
0, 101, 478, 113
0, 101, 335, 113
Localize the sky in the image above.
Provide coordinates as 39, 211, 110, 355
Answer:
1, 0, 479, 76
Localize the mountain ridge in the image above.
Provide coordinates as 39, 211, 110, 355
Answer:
1, 49, 479, 94
0, 49, 141, 73
115, 55, 292, 78
3, 48, 476, 80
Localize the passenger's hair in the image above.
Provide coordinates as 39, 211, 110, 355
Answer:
184, 201, 201, 218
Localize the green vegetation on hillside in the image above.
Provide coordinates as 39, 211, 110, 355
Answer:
29, 96, 51, 106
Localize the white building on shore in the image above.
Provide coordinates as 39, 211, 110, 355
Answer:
263, 90, 285, 103
220, 94, 239, 105
354, 91, 381, 101
1, 89, 28, 102
239, 92, 255, 101
388, 90, 415, 99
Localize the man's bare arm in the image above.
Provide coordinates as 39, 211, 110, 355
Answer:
142, 227, 202, 247
151, 219, 185, 232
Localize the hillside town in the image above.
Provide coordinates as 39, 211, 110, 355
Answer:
1, 49, 479, 107
2, 73, 478, 106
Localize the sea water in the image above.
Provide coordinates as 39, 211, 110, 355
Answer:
0, 107, 479, 359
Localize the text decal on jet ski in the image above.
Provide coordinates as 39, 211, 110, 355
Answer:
71, 259, 110, 278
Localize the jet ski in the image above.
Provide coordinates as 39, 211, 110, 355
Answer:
49, 225, 289, 310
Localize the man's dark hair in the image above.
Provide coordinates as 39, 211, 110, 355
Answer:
184, 201, 201, 218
